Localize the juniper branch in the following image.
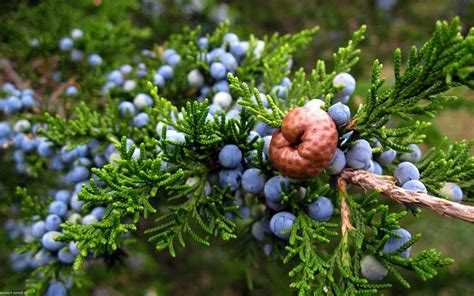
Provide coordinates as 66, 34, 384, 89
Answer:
341, 169, 474, 223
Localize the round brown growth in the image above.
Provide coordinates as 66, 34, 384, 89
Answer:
269, 106, 338, 179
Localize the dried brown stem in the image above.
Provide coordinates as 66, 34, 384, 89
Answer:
341, 169, 474, 223
337, 177, 355, 235
0, 58, 29, 89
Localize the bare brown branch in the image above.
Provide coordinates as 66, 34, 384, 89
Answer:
0, 58, 29, 89
341, 169, 474, 223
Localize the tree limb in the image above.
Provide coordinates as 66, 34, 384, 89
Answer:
341, 169, 474, 223
0, 58, 29, 89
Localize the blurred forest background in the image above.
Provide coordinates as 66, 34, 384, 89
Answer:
0, 0, 473, 295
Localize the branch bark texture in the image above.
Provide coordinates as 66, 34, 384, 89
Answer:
341, 169, 474, 223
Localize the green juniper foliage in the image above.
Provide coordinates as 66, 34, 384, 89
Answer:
1, 12, 473, 296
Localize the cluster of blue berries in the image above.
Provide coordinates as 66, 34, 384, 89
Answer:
3, 26, 466, 294
360, 228, 412, 281
0, 83, 36, 116
59, 28, 103, 68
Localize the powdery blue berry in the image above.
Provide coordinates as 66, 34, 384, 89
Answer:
163, 49, 177, 61
262, 136, 272, 156
400, 144, 422, 163
241, 168, 265, 194
210, 62, 227, 79
82, 214, 98, 226
158, 65, 173, 79
372, 161, 383, 175
69, 241, 80, 255
213, 91, 232, 108
255, 121, 276, 136
223, 32, 239, 44
221, 53, 237, 71
333, 72, 356, 95
213, 80, 230, 92
360, 255, 388, 281
402, 180, 427, 193
153, 73, 165, 87
91, 207, 106, 219
270, 211, 296, 240
382, 228, 412, 258
346, 139, 372, 169
230, 41, 248, 59
70, 194, 84, 212
31, 221, 46, 238
46, 281, 67, 296
45, 214, 62, 231
308, 196, 334, 221
251, 221, 265, 241
70, 28, 83, 40
264, 198, 284, 211
326, 148, 346, 175
207, 48, 225, 62
37, 141, 55, 157
440, 182, 463, 202
197, 37, 209, 49
119, 101, 136, 116
187, 69, 204, 88
42, 231, 64, 251
68, 166, 89, 183
328, 103, 351, 126
0, 122, 10, 138
65, 85, 78, 96
219, 144, 242, 168
247, 131, 260, 142
49, 200, 68, 218
58, 248, 75, 264
218, 168, 242, 192
264, 176, 290, 202
133, 113, 150, 128
377, 149, 397, 166
395, 162, 420, 185
55, 190, 71, 203
133, 93, 153, 110
34, 249, 53, 266
59, 38, 73, 51
21, 95, 35, 108
167, 54, 181, 67
88, 54, 103, 67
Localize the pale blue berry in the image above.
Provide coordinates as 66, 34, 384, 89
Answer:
264, 176, 290, 202
328, 103, 351, 126
360, 255, 388, 281
395, 162, 420, 185
241, 168, 265, 194
400, 144, 422, 163
346, 140, 372, 169
219, 144, 242, 168
326, 148, 346, 175
382, 228, 412, 258
270, 211, 296, 240
308, 196, 334, 221
440, 182, 463, 202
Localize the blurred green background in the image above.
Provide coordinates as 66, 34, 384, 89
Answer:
0, 0, 473, 295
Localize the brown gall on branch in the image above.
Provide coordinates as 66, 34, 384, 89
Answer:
337, 177, 355, 235
341, 169, 474, 223
269, 106, 338, 179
